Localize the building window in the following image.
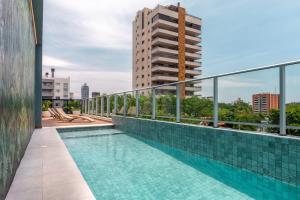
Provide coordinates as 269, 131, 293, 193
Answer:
142, 75, 144, 78
142, 58, 144, 61
142, 32, 144, 36
142, 49, 144, 53
55, 83, 60, 86
142, 83, 144, 87
56, 89, 60, 93
142, 66, 144, 70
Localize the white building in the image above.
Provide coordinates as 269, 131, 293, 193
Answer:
42, 68, 71, 100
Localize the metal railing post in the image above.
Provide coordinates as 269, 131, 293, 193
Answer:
176, 84, 180, 123
280, 65, 286, 135
95, 97, 99, 115
136, 90, 139, 117
101, 96, 104, 117
88, 98, 91, 114
107, 95, 110, 117
91, 98, 94, 115
85, 99, 87, 114
114, 94, 117, 114
213, 77, 219, 128
123, 92, 127, 116
152, 88, 156, 120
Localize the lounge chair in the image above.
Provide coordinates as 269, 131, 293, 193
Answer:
54, 108, 95, 122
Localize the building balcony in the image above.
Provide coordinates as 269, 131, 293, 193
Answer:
185, 26, 201, 37
42, 84, 54, 90
154, 85, 202, 92
185, 43, 201, 53
152, 75, 178, 82
185, 52, 201, 60
152, 65, 201, 76
186, 60, 201, 68
152, 28, 178, 40
185, 35, 201, 45
152, 19, 178, 32
152, 56, 178, 65
152, 46, 178, 57
152, 37, 178, 48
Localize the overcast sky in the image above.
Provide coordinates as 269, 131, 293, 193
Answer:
43, 0, 300, 102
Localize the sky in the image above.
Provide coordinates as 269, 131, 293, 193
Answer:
43, 0, 300, 102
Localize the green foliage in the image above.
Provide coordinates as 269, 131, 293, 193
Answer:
64, 100, 81, 113
182, 96, 213, 118
269, 103, 300, 135
42, 100, 52, 111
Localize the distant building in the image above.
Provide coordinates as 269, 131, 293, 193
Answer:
132, 3, 202, 96
81, 83, 89, 99
69, 92, 74, 99
252, 93, 279, 114
42, 68, 70, 100
92, 92, 100, 98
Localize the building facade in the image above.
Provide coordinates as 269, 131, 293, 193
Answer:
81, 83, 89, 99
42, 68, 70, 100
132, 3, 201, 96
92, 92, 100, 98
252, 93, 279, 114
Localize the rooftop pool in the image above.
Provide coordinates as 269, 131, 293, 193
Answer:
58, 127, 300, 200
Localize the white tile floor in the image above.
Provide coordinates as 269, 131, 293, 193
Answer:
5, 128, 96, 200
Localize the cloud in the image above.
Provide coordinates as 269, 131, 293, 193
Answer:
44, 0, 173, 50
43, 55, 75, 68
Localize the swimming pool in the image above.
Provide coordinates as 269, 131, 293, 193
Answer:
59, 127, 300, 200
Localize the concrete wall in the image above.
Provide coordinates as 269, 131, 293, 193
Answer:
113, 116, 300, 186
0, 0, 36, 198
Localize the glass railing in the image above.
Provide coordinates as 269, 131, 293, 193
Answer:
82, 60, 300, 136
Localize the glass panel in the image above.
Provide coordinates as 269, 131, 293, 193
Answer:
138, 88, 152, 119
218, 68, 279, 133
286, 64, 300, 136
126, 92, 136, 117
156, 83, 177, 122
181, 79, 213, 126
116, 94, 124, 115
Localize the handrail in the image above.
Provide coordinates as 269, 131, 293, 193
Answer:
81, 60, 300, 135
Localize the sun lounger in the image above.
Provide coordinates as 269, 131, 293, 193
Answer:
54, 108, 95, 122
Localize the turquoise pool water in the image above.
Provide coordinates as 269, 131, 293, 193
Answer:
59, 128, 300, 200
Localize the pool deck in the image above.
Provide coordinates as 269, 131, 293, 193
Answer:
5, 125, 111, 200
42, 117, 111, 127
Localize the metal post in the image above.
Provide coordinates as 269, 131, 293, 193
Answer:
152, 88, 156, 120
114, 94, 117, 114
87, 99, 90, 115
123, 93, 127, 116
136, 90, 139, 117
91, 98, 94, 115
84, 99, 87, 114
280, 66, 286, 135
176, 84, 180, 123
96, 97, 99, 115
213, 77, 219, 128
100, 96, 104, 117
107, 96, 110, 117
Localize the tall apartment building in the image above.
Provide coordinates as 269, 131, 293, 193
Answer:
132, 3, 201, 96
252, 93, 279, 115
42, 68, 71, 100
81, 83, 89, 99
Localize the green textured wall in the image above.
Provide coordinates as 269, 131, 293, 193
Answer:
0, 0, 36, 199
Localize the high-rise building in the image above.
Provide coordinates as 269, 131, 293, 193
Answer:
42, 68, 70, 100
92, 92, 100, 98
81, 83, 89, 99
132, 3, 201, 96
252, 93, 279, 114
